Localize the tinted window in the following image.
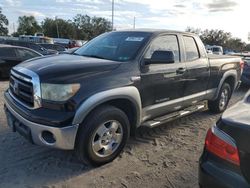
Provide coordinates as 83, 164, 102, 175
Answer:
183, 36, 199, 61
75, 32, 151, 62
212, 47, 221, 52
54, 45, 65, 51
5, 41, 15, 45
29, 43, 42, 52
9, 41, 28, 48
16, 48, 40, 60
0, 47, 16, 57
41, 44, 64, 51
244, 57, 250, 65
145, 35, 180, 62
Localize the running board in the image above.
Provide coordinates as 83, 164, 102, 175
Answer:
141, 103, 206, 128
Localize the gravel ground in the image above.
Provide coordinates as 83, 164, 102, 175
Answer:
0, 80, 248, 188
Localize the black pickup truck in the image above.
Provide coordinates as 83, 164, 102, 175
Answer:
4, 30, 243, 166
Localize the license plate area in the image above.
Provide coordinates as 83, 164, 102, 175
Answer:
5, 107, 33, 144
6, 111, 16, 132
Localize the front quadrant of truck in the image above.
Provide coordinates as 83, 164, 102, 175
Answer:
4, 30, 242, 166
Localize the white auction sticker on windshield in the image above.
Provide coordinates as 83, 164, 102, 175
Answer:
125, 37, 144, 42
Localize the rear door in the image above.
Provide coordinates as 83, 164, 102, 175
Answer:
181, 35, 210, 106
141, 34, 186, 120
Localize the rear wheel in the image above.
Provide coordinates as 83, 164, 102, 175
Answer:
75, 105, 130, 166
208, 83, 232, 113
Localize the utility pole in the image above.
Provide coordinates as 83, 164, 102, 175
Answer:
55, 16, 59, 38
13, 23, 15, 33
112, 0, 114, 30
133, 16, 135, 29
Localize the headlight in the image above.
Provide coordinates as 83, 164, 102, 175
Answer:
41, 83, 80, 102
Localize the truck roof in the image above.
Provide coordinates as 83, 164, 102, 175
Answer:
113, 29, 197, 36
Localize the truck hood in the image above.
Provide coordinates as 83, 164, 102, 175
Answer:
17, 54, 122, 83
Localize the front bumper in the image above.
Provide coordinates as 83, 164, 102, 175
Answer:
4, 95, 79, 150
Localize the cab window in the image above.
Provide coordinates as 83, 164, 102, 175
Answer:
0, 48, 16, 57
145, 35, 180, 63
183, 36, 200, 61
15, 48, 40, 60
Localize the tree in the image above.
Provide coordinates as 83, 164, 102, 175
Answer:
0, 7, 8, 36
186, 27, 246, 52
42, 18, 76, 39
16, 16, 41, 35
91, 17, 112, 38
73, 14, 112, 40
186, 27, 202, 35
225, 38, 246, 52
244, 44, 250, 51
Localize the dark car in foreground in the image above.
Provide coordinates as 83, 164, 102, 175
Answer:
4, 30, 242, 166
199, 92, 250, 188
3, 40, 57, 55
241, 56, 250, 85
0, 45, 42, 77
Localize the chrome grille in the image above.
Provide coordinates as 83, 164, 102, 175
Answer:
9, 70, 34, 108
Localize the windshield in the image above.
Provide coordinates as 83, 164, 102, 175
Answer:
74, 31, 152, 62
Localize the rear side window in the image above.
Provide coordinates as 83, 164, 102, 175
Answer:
54, 45, 65, 51
145, 35, 180, 62
183, 36, 199, 61
29, 43, 42, 52
16, 48, 40, 60
0, 48, 16, 57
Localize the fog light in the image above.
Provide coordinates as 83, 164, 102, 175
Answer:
41, 131, 56, 144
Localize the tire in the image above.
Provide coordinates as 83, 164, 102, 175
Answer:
75, 105, 130, 166
208, 83, 232, 113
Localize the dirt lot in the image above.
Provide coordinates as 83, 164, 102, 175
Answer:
0, 80, 248, 188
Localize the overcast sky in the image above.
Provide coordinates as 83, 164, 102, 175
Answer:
1, 0, 249, 42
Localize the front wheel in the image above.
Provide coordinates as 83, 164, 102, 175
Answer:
75, 105, 130, 166
208, 83, 232, 113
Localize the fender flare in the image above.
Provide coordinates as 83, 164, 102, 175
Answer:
72, 86, 142, 128
214, 70, 237, 100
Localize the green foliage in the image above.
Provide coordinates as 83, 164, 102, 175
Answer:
245, 44, 250, 51
13, 13, 112, 40
16, 16, 41, 35
73, 14, 112, 40
0, 7, 9, 36
42, 18, 76, 39
186, 27, 246, 52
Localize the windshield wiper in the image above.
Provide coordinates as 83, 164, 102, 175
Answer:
82, 54, 106, 60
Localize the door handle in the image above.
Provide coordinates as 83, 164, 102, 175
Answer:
176, 68, 186, 74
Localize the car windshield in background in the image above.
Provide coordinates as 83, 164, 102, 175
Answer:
74, 32, 152, 62
212, 48, 221, 52
244, 58, 250, 65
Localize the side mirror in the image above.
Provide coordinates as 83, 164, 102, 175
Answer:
145, 50, 175, 65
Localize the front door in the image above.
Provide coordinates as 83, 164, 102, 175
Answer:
140, 34, 187, 121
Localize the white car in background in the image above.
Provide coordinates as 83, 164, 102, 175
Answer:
206, 45, 223, 55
